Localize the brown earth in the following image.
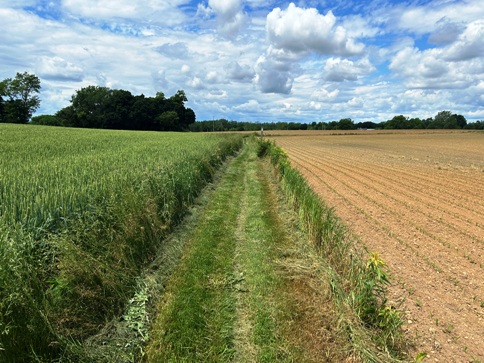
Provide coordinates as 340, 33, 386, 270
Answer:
269, 130, 484, 363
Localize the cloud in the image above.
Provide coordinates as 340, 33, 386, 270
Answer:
444, 19, 484, 61
234, 99, 260, 112
254, 2, 368, 96
205, 0, 248, 37
61, 0, 189, 26
254, 47, 296, 94
389, 19, 484, 90
155, 42, 190, 59
266, 3, 364, 56
311, 88, 340, 102
323, 57, 375, 82
36, 56, 84, 81
390, 47, 449, 84
208, 0, 240, 20
341, 14, 381, 39
1, 1, 482, 123
187, 76, 205, 89
428, 19, 465, 45
206, 70, 225, 84
206, 89, 227, 99
225, 61, 255, 82
389, 46, 479, 90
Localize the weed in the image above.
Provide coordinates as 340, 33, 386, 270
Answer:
444, 323, 454, 334
413, 352, 427, 362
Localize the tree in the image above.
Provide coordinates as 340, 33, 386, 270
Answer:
69, 86, 111, 128
453, 114, 467, 128
159, 111, 179, 131
465, 120, 483, 130
385, 115, 407, 129
55, 105, 78, 127
30, 115, 61, 126
102, 89, 134, 129
0, 72, 41, 123
337, 118, 356, 130
431, 110, 455, 129
170, 90, 187, 105
0, 94, 5, 122
56, 86, 195, 131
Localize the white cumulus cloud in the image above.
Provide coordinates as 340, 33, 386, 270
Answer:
266, 3, 364, 56
205, 0, 248, 37
225, 61, 255, 82
36, 56, 84, 82
444, 19, 484, 61
390, 19, 484, 90
311, 88, 340, 102
254, 47, 297, 94
323, 57, 375, 82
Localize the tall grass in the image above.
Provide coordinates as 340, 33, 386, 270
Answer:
0, 124, 243, 361
258, 139, 405, 362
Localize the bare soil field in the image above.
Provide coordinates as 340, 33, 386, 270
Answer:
269, 130, 483, 362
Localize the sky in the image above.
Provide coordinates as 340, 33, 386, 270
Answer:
0, 0, 483, 123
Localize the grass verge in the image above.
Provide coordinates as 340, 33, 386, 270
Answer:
258, 139, 408, 362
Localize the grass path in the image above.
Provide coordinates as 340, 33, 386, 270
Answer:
145, 141, 348, 362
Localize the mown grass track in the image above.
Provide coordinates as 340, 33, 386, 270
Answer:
145, 141, 351, 362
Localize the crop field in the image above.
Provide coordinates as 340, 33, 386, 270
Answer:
0, 124, 243, 361
270, 130, 483, 362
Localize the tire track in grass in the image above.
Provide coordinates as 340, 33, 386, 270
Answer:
145, 146, 247, 362
233, 148, 299, 362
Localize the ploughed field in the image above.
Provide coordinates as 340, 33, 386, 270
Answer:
270, 130, 483, 363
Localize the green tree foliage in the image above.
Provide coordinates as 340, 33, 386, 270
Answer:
0, 95, 5, 121
159, 111, 179, 131
380, 111, 470, 130
337, 118, 356, 130
453, 114, 467, 128
464, 120, 484, 129
30, 115, 62, 126
0, 72, 41, 123
429, 110, 455, 128
383, 115, 425, 129
55, 86, 196, 131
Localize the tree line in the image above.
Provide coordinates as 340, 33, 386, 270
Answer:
1, 72, 196, 131
36, 87, 195, 131
191, 112, 483, 132
189, 118, 376, 132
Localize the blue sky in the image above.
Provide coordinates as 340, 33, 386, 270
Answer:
1, 0, 483, 123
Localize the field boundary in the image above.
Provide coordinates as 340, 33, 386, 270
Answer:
259, 139, 409, 362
